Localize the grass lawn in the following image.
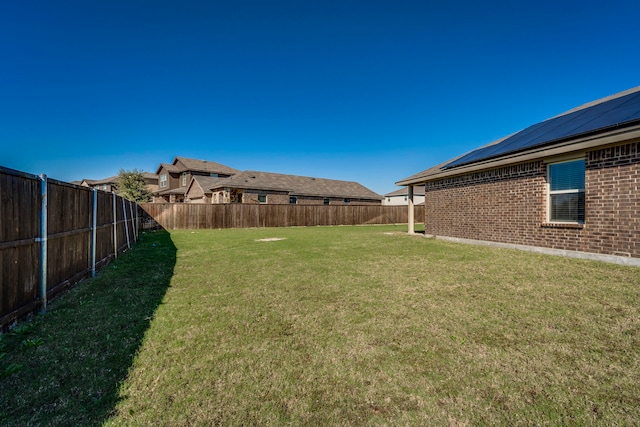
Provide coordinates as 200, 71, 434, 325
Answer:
1, 225, 639, 425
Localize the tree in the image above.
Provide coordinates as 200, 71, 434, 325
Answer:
116, 169, 153, 202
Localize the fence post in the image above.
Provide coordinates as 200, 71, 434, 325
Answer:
113, 192, 118, 258
128, 200, 137, 241
91, 189, 97, 277
39, 174, 48, 314
136, 202, 140, 242
122, 197, 131, 249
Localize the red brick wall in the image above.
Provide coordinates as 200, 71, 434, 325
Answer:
423, 141, 639, 258
584, 143, 640, 257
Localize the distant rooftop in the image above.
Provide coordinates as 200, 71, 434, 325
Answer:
208, 170, 382, 200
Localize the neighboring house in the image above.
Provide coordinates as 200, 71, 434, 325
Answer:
141, 172, 160, 194
397, 86, 640, 260
154, 156, 239, 203
383, 186, 425, 206
81, 172, 159, 193
185, 170, 382, 205
81, 175, 118, 192
184, 176, 230, 204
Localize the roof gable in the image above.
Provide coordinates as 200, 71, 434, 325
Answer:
187, 175, 231, 194
155, 163, 179, 174
173, 156, 239, 175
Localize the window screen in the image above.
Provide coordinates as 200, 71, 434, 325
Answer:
548, 159, 585, 223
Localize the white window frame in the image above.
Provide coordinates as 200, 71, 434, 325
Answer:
547, 158, 585, 224
258, 193, 267, 204
160, 174, 167, 188
182, 172, 188, 187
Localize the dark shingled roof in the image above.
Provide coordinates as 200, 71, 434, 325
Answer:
208, 170, 382, 200
397, 86, 640, 186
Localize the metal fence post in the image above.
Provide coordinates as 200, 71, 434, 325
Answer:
136, 202, 140, 242
91, 188, 97, 277
127, 199, 136, 241
39, 174, 47, 314
122, 197, 131, 249
113, 192, 117, 258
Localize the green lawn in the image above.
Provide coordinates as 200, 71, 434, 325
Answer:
1, 225, 639, 426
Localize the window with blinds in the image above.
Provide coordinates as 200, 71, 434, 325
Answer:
548, 159, 585, 223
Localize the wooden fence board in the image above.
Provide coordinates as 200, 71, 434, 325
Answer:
1, 167, 139, 329
138, 203, 424, 230
0, 169, 41, 328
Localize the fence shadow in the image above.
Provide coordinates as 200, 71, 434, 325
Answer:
0, 230, 176, 426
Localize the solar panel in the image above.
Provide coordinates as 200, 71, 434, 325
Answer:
444, 90, 640, 169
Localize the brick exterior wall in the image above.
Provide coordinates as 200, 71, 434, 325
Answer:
423, 141, 639, 258
585, 142, 639, 257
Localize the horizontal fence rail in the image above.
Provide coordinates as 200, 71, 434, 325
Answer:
0, 166, 139, 330
139, 203, 424, 230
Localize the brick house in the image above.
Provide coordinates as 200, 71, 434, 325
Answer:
154, 156, 238, 203
186, 170, 382, 205
184, 176, 230, 204
397, 86, 640, 261
80, 175, 118, 192
81, 172, 159, 193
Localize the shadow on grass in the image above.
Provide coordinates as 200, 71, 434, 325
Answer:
0, 230, 176, 426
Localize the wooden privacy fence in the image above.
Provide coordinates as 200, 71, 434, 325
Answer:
0, 166, 139, 330
139, 203, 424, 230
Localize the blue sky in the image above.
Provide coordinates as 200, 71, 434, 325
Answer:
2, 0, 639, 195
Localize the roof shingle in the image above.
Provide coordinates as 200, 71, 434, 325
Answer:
175, 156, 239, 175
207, 170, 381, 200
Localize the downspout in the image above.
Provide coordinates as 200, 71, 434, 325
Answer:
407, 185, 415, 234
39, 174, 47, 313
